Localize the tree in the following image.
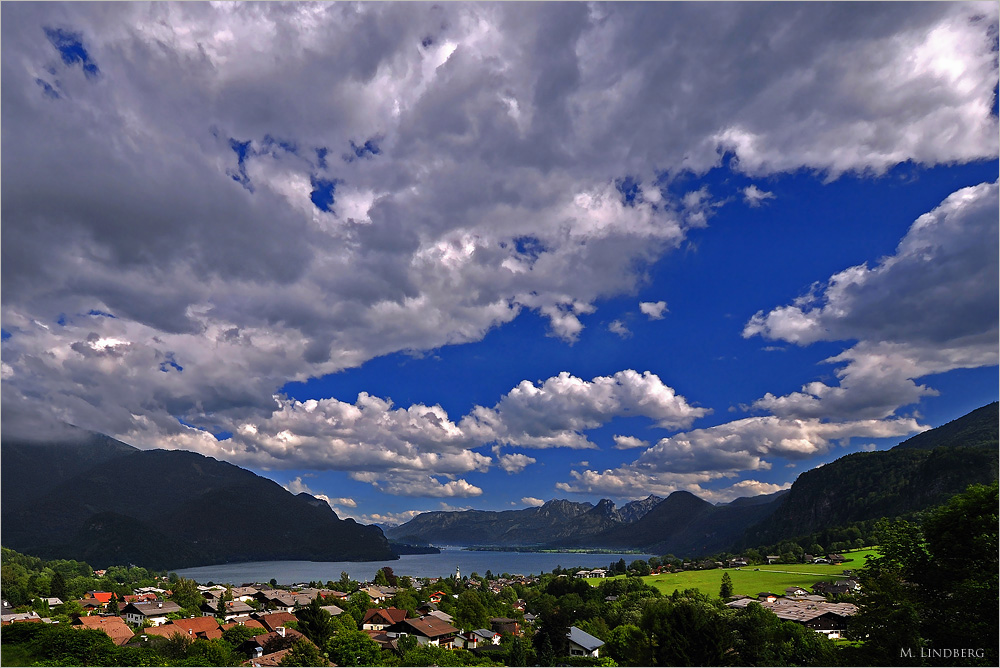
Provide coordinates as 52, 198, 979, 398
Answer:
533, 608, 570, 663
628, 559, 650, 576
506, 636, 527, 667
850, 482, 998, 666
373, 569, 389, 587
222, 624, 259, 649
641, 596, 731, 666
296, 597, 338, 648
186, 637, 238, 666
169, 577, 203, 612
106, 595, 120, 616
337, 571, 356, 592
325, 629, 381, 667
719, 572, 733, 599
279, 638, 326, 666
605, 624, 649, 666
50, 571, 68, 601
396, 634, 418, 655
455, 590, 489, 631
402, 643, 466, 667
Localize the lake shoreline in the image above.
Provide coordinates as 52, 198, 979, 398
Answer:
172, 548, 658, 584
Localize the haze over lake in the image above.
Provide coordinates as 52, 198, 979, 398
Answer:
172, 548, 657, 585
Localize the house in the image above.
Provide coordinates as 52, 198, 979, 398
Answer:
242, 627, 310, 661
318, 590, 349, 600
222, 617, 266, 632
391, 616, 459, 647
427, 591, 449, 604
2, 610, 45, 625
254, 590, 300, 612
726, 597, 858, 639
757, 592, 780, 603
120, 601, 182, 627
246, 648, 293, 667
490, 617, 521, 636
360, 586, 389, 603
457, 628, 499, 649
44, 597, 64, 607
766, 555, 781, 564
363, 607, 409, 630
415, 602, 438, 616
837, 579, 861, 592
574, 569, 608, 578
86, 591, 118, 605
231, 586, 260, 602
812, 580, 859, 596
72, 615, 134, 645
77, 597, 107, 612
133, 587, 168, 597
567, 626, 604, 658
144, 616, 223, 641
785, 587, 809, 597
202, 599, 256, 620
319, 604, 344, 617
425, 609, 454, 624
254, 611, 298, 633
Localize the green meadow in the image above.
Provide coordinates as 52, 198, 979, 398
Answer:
587, 548, 880, 597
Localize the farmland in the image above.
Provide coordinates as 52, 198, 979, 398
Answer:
587, 548, 880, 597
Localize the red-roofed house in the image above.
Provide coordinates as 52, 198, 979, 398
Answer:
86, 592, 117, 605
255, 611, 298, 633
362, 607, 408, 630
144, 616, 223, 640
390, 616, 458, 647
72, 616, 134, 646
222, 617, 267, 632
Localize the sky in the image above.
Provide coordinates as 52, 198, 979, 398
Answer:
2, 2, 998, 526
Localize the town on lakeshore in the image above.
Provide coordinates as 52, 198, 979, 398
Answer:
3, 546, 869, 667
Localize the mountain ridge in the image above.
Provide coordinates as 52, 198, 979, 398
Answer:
387, 403, 998, 556
1, 433, 396, 569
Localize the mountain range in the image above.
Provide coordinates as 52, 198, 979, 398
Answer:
387, 402, 999, 556
1, 428, 395, 570
385, 494, 665, 547
2, 402, 996, 569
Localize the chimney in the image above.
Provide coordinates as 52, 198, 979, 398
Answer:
276, 627, 286, 637
158, 603, 163, 608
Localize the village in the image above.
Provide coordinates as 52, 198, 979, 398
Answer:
1, 552, 862, 667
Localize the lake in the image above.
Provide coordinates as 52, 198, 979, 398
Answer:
172, 548, 657, 585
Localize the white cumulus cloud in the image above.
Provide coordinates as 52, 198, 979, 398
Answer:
639, 301, 668, 320
744, 181, 998, 419
742, 184, 776, 207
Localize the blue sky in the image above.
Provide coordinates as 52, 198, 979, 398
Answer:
2, 2, 997, 525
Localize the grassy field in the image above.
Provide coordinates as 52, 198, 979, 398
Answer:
587, 548, 880, 597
